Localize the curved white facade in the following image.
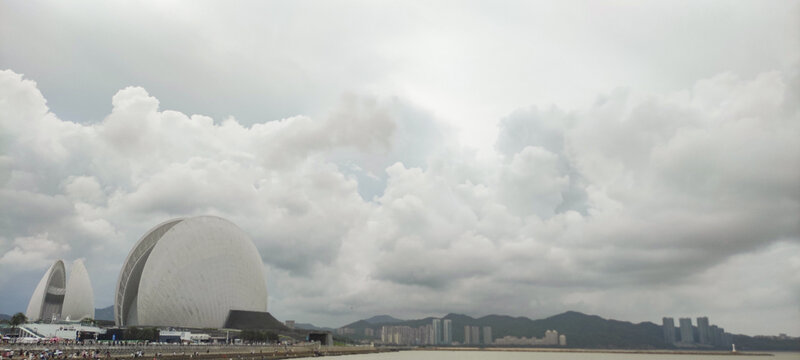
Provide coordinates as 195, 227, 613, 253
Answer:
26, 260, 66, 321
61, 260, 95, 321
115, 216, 268, 328
26, 259, 96, 322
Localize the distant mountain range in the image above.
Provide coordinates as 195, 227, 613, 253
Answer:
339, 311, 800, 351
362, 315, 403, 324
0, 314, 10, 321
294, 323, 334, 332
94, 305, 114, 321
341, 311, 665, 348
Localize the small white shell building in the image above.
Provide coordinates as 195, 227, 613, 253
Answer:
115, 216, 268, 328
61, 259, 95, 321
26, 259, 94, 322
26, 260, 66, 322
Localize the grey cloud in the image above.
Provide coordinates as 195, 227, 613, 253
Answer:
496, 108, 589, 216
496, 107, 569, 157
2, 1, 799, 336
1, 62, 798, 335
327, 96, 449, 200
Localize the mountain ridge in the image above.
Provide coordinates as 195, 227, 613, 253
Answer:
337, 311, 799, 351
363, 315, 403, 324
94, 305, 114, 321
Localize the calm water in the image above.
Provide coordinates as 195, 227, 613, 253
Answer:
301, 350, 800, 360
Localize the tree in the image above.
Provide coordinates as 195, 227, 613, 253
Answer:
10, 313, 27, 329
9, 313, 27, 339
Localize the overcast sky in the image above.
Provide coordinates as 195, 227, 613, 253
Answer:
1, 0, 799, 336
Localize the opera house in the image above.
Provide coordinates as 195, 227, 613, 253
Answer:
115, 216, 270, 329
26, 259, 95, 322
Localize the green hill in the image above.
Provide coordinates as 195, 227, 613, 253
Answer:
338, 311, 799, 350
531, 311, 663, 348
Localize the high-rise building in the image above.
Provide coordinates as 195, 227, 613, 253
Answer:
679, 318, 694, 344
432, 319, 442, 345
471, 326, 480, 345
379, 325, 426, 345
662, 317, 676, 345
710, 325, 721, 346
464, 325, 472, 345
443, 319, 453, 344
544, 330, 559, 345
697, 317, 710, 344
482, 326, 492, 345
421, 324, 432, 345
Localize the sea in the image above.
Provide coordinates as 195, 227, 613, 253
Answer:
300, 350, 800, 360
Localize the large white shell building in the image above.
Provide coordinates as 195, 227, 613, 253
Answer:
115, 216, 268, 328
26, 259, 95, 322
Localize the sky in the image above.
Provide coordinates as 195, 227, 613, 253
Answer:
0, 0, 798, 336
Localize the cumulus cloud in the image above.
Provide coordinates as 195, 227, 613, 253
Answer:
0, 234, 70, 270
0, 66, 798, 336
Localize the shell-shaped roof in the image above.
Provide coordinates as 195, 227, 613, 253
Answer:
114, 218, 184, 326
115, 216, 268, 328
61, 259, 95, 321
25, 260, 66, 321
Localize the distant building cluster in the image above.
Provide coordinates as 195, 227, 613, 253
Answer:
662, 316, 733, 348
336, 327, 356, 335
378, 319, 466, 345
371, 321, 569, 347
336, 326, 374, 338
494, 329, 565, 346
464, 325, 478, 345
379, 318, 454, 345
376, 321, 503, 346
379, 324, 426, 345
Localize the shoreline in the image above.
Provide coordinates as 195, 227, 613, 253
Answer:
3, 344, 780, 359
418, 347, 774, 356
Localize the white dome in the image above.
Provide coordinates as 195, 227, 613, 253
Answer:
115, 216, 268, 328
61, 259, 95, 321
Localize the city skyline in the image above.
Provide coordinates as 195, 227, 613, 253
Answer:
0, 1, 798, 336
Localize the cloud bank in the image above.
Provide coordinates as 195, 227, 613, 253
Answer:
0, 67, 798, 335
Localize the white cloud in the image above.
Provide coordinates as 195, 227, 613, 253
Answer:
0, 60, 797, 335
0, 234, 70, 270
